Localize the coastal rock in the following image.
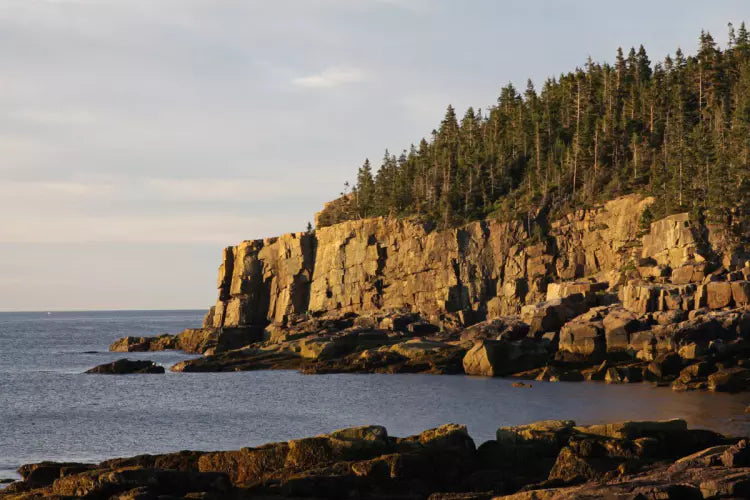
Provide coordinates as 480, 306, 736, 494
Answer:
103, 197, 749, 386
602, 307, 643, 352
462, 339, 548, 377
706, 281, 733, 309
110, 326, 263, 355
170, 347, 302, 373
640, 213, 705, 268
731, 281, 750, 307
558, 311, 606, 357
110, 335, 176, 352
545, 281, 607, 301
50, 467, 230, 498
212, 195, 653, 329
520, 294, 590, 336
17, 461, 95, 488
495, 420, 576, 457
85, 359, 164, 375
9, 419, 743, 499
458, 317, 529, 343
306, 339, 466, 375
575, 419, 688, 440
708, 367, 750, 392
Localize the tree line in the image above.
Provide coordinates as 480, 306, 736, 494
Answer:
318, 24, 750, 244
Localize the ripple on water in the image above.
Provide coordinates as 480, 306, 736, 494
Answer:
1, 310, 750, 480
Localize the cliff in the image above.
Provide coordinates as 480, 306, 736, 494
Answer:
207, 194, 669, 329
108, 193, 750, 390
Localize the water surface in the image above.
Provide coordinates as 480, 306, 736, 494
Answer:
2, 310, 749, 481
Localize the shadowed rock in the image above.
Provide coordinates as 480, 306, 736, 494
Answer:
85, 359, 164, 374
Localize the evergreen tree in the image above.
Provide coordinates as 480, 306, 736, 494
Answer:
321, 24, 748, 247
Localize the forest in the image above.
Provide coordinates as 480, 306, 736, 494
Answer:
317, 24, 750, 244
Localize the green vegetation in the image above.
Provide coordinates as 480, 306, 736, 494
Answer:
321, 25, 750, 242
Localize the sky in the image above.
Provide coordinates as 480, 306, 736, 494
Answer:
0, 0, 746, 311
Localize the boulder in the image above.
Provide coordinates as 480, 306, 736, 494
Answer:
576, 419, 687, 440
109, 335, 176, 352
731, 281, 750, 307
520, 294, 590, 336
51, 467, 230, 498
496, 420, 576, 457
620, 282, 661, 314
722, 440, 750, 467
602, 308, 642, 352
559, 320, 605, 357
678, 342, 706, 360
462, 340, 549, 377
706, 281, 733, 309
18, 462, 95, 488
646, 352, 683, 379
547, 445, 622, 482
708, 367, 750, 392
387, 339, 453, 360
546, 281, 607, 301
378, 312, 422, 332
641, 213, 702, 268
604, 365, 643, 383
85, 359, 164, 375
459, 318, 529, 343
671, 262, 707, 284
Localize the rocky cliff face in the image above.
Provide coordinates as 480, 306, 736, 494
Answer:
109, 194, 750, 389
207, 195, 673, 329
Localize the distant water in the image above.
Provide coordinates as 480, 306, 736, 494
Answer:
2, 310, 750, 482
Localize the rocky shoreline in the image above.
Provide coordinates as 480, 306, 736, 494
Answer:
98, 197, 750, 393
3, 418, 750, 499
103, 289, 750, 394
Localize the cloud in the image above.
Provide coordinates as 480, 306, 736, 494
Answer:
372, 0, 428, 11
10, 108, 97, 126
291, 67, 368, 89
144, 177, 304, 202
0, 211, 287, 244
0, 179, 115, 197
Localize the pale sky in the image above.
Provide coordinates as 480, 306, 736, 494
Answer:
0, 0, 746, 311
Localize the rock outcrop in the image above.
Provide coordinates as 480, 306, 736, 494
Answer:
210, 195, 655, 329
102, 195, 750, 391
85, 359, 164, 375
5, 419, 747, 500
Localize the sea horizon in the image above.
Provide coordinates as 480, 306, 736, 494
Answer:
0, 307, 208, 314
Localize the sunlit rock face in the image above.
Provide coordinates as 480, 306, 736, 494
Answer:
206, 194, 742, 330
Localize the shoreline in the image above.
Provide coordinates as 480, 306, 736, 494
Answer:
3, 418, 749, 499
4, 369, 750, 488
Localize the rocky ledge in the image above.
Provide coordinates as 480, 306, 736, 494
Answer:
3, 418, 750, 499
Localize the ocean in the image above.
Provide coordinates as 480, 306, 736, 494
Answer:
2, 309, 750, 481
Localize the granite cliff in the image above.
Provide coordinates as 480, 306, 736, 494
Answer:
208, 194, 657, 329
108, 193, 750, 392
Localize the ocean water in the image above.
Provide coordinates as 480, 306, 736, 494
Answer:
2, 310, 750, 481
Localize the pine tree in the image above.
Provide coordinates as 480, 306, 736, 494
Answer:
355, 159, 375, 218
314, 24, 749, 247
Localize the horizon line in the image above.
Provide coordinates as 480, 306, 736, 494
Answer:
0, 307, 208, 314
